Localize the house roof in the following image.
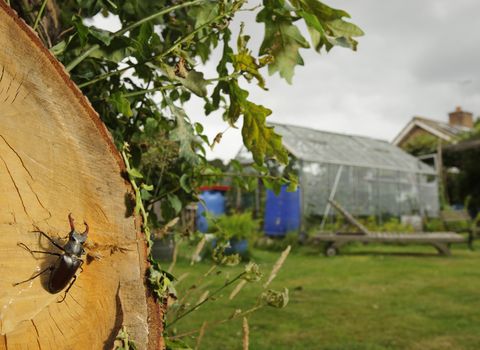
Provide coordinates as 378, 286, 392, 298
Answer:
236, 122, 436, 175
392, 116, 471, 146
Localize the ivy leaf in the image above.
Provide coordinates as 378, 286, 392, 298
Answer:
107, 92, 133, 117
167, 97, 200, 167
72, 15, 89, 48
256, 1, 309, 84
229, 80, 289, 166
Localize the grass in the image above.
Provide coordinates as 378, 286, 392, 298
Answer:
163, 239, 480, 350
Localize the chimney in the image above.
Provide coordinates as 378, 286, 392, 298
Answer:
448, 107, 474, 128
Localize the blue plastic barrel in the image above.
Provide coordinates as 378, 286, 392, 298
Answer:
197, 190, 227, 233
264, 185, 300, 236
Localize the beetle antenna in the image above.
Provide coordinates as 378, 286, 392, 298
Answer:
68, 213, 75, 231
82, 221, 89, 236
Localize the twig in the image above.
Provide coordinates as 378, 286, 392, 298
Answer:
165, 264, 217, 322
168, 306, 261, 339
166, 272, 246, 328
194, 322, 207, 350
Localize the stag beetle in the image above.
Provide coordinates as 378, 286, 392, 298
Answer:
13, 214, 89, 302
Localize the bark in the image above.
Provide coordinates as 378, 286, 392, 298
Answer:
0, 3, 163, 349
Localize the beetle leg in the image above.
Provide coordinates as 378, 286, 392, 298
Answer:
32, 231, 66, 252
17, 242, 62, 257
13, 265, 54, 287
57, 275, 77, 303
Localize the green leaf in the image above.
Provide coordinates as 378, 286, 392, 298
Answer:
165, 338, 192, 349
286, 181, 298, 192
128, 168, 143, 178
272, 179, 282, 196
176, 70, 209, 97
228, 80, 289, 166
230, 159, 243, 173
145, 117, 159, 137
50, 35, 75, 56
180, 174, 192, 193
233, 177, 248, 191
188, 2, 221, 30
167, 97, 200, 167
161, 200, 174, 223
257, 3, 309, 84
107, 92, 133, 117
167, 193, 182, 214
88, 37, 135, 63
294, 0, 364, 52
89, 26, 112, 45
261, 177, 273, 191
72, 15, 89, 48
247, 176, 258, 192
252, 163, 269, 173
141, 183, 154, 191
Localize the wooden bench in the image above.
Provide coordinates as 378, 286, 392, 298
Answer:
312, 199, 466, 256
440, 209, 480, 251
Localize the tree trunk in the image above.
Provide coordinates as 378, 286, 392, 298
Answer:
0, 3, 163, 349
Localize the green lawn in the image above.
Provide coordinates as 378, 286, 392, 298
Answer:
164, 239, 480, 350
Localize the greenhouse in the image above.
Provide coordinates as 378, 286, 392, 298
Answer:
236, 123, 440, 230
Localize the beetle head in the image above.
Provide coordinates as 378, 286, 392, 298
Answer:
68, 213, 89, 241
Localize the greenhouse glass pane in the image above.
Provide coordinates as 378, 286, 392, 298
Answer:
302, 161, 329, 219
419, 174, 439, 217
398, 172, 421, 216
378, 169, 399, 217
331, 165, 357, 215
356, 167, 378, 217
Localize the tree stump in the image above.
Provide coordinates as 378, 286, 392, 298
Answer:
0, 3, 163, 349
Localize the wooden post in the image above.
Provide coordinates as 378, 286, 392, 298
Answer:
0, 4, 163, 349
437, 139, 450, 209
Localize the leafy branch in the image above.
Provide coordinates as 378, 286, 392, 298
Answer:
65, 0, 206, 72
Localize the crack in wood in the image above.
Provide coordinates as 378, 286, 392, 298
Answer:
47, 307, 66, 341
11, 81, 23, 104
5, 74, 15, 94
0, 134, 34, 180
0, 154, 29, 218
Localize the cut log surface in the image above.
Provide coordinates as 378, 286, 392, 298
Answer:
0, 3, 162, 349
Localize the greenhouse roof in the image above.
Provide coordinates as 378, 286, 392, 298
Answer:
237, 122, 437, 175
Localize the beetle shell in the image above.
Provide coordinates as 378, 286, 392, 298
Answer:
48, 255, 82, 294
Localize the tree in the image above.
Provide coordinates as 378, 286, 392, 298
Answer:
1, 0, 362, 348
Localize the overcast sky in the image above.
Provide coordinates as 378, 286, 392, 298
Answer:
90, 0, 480, 162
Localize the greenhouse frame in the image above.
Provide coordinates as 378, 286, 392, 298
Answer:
236, 122, 440, 230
